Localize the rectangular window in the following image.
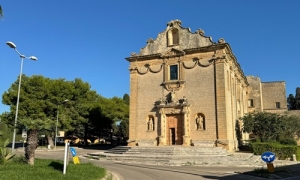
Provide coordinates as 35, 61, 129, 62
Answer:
248, 99, 254, 107
169, 65, 178, 80
276, 102, 280, 108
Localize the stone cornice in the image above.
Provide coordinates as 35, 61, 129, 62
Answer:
221, 44, 249, 87
127, 43, 249, 87
126, 44, 226, 62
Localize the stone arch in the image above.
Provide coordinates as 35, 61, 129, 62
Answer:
195, 113, 205, 130
167, 28, 179, 46
147, 115, 155, 131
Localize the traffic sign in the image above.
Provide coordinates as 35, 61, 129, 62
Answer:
73, 156, 80, 164
261, 151, 276, 163
70, 147, 77, 157
22, 132, 27, 139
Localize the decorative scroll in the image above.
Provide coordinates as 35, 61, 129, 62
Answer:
182, 58, 213, 69
195, 28, 205, 36
135, 64, 163, 75
149, 64, 163, 73
182, 60, 197, 69
136, 67, 149, 74
197, 59, 213, 67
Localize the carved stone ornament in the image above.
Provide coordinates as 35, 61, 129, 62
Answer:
164, 108, 182, 114
131, 52, 137, 57
147, 38, 154, 43
162, 80, 185, 91
160, 48, 185, 58
195, 28, 205, 36
167, 19, 182, 27
218, 38, 225, 44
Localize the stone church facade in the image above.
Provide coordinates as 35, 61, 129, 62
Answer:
125, 20, 287, 151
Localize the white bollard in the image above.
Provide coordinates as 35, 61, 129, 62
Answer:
63, 142, 69, 174
292, 154, 297, 161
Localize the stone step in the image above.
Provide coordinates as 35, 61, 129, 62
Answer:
83, 152, 299, 168
106, 146, 228, 156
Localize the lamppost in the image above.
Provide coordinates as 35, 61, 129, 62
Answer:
55, 99, 69, 150
6, 41, 37, 153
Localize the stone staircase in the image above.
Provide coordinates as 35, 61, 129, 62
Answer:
105, 146, 227, 156
84, 146, 299, 167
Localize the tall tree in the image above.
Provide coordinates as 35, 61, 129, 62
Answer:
1, 75, 97, 165
118, 119, 129, 138
88, 96, 129, 139
287, 87, 300, 110
295, 87, 300, 109
241, 111, 300, 142
123, 93, 130, 105
287, 94, 296, 110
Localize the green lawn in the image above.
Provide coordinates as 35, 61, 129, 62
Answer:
0, 158, 107, 180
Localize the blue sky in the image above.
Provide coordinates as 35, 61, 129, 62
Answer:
1, 1, 299, 113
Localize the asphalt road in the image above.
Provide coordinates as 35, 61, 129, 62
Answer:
16, 147, 264, 180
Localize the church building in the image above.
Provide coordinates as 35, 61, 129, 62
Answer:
125, 20, 287, 151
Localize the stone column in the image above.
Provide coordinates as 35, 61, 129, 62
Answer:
182, 106, 190, 146
128, 67, 138, 146
158, 109, 166, 146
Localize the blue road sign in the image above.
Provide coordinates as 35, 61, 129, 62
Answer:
261, 151, 276, 163
70, 147, 77, 157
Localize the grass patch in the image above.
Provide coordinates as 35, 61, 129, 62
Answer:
0, 158, 106, 180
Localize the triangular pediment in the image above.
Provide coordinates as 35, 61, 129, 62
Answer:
160, 48, 185, 58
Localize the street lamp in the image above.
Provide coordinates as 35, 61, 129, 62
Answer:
6, 41, 37, 153
55, 99, 69, 150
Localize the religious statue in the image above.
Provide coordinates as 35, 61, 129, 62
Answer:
196, 115, 204, 130
170, 90, 175, 102
148, 117, 154, 131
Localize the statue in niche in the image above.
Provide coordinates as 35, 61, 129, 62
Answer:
148, 117, 154, 131
168, 90, 176, 103
196, 115, 204, 130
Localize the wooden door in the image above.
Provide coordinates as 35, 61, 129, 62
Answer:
166, 114, 183, 145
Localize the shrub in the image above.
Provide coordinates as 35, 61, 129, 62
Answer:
0, 139, 15, 164
296, 146, 300, 161
251, 142, 297, 160
278, 138, 297, 145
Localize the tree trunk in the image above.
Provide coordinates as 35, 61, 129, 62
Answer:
25, 129, 38, 165
84, 123, 89, 146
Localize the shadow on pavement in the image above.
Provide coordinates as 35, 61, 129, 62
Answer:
223, 163, 300, 179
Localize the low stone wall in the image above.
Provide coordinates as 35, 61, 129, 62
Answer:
287, 110, 300, 116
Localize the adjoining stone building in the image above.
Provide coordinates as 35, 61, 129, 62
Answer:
247, 76, 287, 114
125, 20, 287, 151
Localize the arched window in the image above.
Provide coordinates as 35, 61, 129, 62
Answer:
167, 28, 179, 46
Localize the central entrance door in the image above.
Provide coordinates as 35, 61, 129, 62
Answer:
166, 114, 183, 145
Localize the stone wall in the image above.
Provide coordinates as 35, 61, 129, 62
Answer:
286, 110, 300, 116
262, 81, 287, 111
246, 76, 263, 112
